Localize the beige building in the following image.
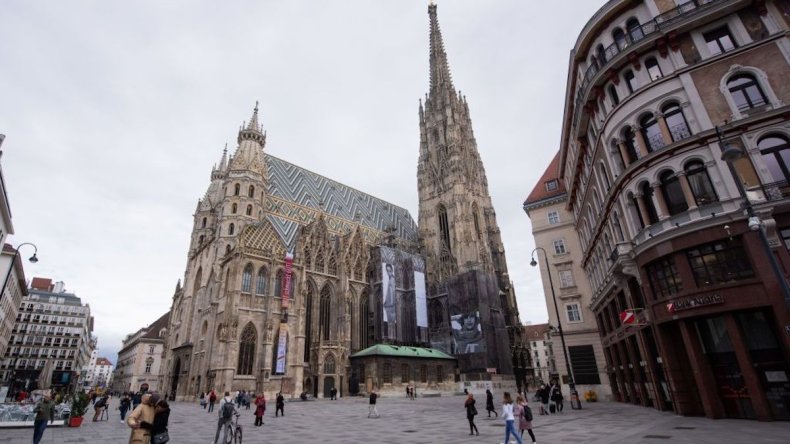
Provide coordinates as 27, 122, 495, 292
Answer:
0, 245, 28, 366
522, 323, 556, 386
524, 155, 612, 400
112, 312, 169, 394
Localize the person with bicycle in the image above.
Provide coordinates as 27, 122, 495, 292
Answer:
214, 392, 238, 444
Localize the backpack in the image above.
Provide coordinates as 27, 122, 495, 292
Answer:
209, 392, 217, 402
221, 401, 234, 419
523, 405, 533, 422
95, 398, 107, 408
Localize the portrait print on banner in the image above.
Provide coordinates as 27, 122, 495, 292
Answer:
451, 311, 485, 354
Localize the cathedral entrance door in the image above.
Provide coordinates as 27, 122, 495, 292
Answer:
171, 359, 181, 397
323, 376, 335, 399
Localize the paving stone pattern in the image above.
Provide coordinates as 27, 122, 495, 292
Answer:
1, 396, 788, 443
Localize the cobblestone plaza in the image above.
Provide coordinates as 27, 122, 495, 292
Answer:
2, 396, 789, 443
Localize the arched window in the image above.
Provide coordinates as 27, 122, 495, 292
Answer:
758, 135, 790, 182
623, 70, 637, 94
315, 251, 325, 273
612, 28, 626, 50
596, 44, 606, 66
428, 299, 444, 329
640, 114, 664, 152
248, 185, 255, 198
199, 235, 204, 245
359, 291, 369, 349
256, 267, 268, 295
319, 285, 332, 340
640, 182, 660, 224
193, 267, 203, 299
201, 320, 208, 337
437, 204, 452, 252
327, 255, 338, 276
645, 57, 662, 81
728, 74, 767, 112
685, 161, 718, 205
201, 217, 207, 228
628, 192, 645, 231
237, 323, 256, 375
608, 84, 620, 107
231, 203, 238, 214
303, 247, 312, 270
589, 55, 599, 71
241, 264, 253, 293
274, 269, 284, 297
228, 223, 235, 235
627, 18, 643, 42
599, 163, 611, 191
613, 211, 625, 241
660, 171, 688, 215
662, 103, 691, 142
304, 283, 314, 362
622, 127, 639, 164
234, 183, 240, 196
225, 244, 232, 255
246, 205, 252, 216
354, 259, 365, 281
324, 354, 335, 374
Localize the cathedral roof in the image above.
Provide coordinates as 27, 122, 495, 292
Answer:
263, 154, 418, 249
523, 151, 566, 208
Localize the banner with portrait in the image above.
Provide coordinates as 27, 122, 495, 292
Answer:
451, 311, 485, 354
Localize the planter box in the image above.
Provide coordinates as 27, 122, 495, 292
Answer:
69, 416, 84, 427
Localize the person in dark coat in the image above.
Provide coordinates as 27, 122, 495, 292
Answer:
140, 397, 170, 443
254, 393, 266, 426
539, 385, 550, 415
275, 392, 285, 417
464, 393, 479, 436
119, 393, 132, 422
485, 389, 497, 417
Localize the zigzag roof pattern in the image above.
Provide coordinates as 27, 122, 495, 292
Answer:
263, 154, 418, 249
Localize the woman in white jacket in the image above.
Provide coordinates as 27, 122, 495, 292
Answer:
501, 392, 524, 444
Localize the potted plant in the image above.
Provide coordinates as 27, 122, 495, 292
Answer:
69, 392, 89, 427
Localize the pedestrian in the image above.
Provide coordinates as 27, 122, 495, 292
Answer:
367, 389, 379, 418
93, 394, 108, 421
405, 385, 410, 399
501, 392, 523, 444
32, 392, 55, 444
275, 392, 285, 417
254, 393, 266, 426
140, 396, 170, 444
132, 392, 142, 409
539, 385, 550, 415
464, 393, 479, 436
214, 392, 237, 444
199, 392, 207, 409
119, 393, 131, 422
208, 389, 217, 413
515, 394, 537, 444
485, 389, 497, 417
550, 380, 564, 413
126, 393, 156, 444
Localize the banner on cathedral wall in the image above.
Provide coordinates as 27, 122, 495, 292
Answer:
414, 271, 427, 327
281, 253, 294, 309
275, 323, 288, 374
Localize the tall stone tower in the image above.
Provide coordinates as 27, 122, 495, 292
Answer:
418, 3, 524, 381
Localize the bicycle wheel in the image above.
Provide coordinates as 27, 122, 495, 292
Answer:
235, 425, 243, 444
224, 424, 234, 444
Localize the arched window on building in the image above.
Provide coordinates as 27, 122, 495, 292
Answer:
359, 290, 369, 349
324, 354, 336, 374
727, 74, 767, 112
274, 269, 284, 297
304, 283, 314, 362
640, 114, 664, 152
303, 247, 312, 270
234, 183, 240, 196
626, 17, 643, 42
608, 84, 620, 107
612, 27, 626, 50
237, 323, 256, 375
315, 251, 325, 273
248, 185, 255, 198
246, 205, 252, 216
660, 171, 688, 215
596, 44, 606, 66
241, 264, 253, 293
327, 255, 338, 276
685, 161, 718, 205
624, 70, 637, 93
645, 57, 662, 81
613, 211, 625, 241
354, 258, 365, 281
662, 102, 691, 142
758, 135, 790, 182
225, 244, 232, 256
319, 285, 332, 340
622, 127, 639, 164
228, 223, 235, 235
201, 217, 207, 228
231, 203, 238, 214
599, 163, 611, 191
256, 267, 268, 296
628, 192, 644, 231
640, 182, 660, 224
437, 204, 452, 253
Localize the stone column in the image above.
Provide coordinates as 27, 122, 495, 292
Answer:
617, 141, 632, 167
656, 113, 673, 146
635, 193, 651, 226
676, 171, 698, 210
633, 126, 650, 158
651, 182, 669, 220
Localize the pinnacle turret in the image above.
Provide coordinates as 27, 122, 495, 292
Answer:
237, 101, 266, 145
428, 3, 454, 98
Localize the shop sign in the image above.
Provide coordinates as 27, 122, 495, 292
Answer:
666, 294, 723, 313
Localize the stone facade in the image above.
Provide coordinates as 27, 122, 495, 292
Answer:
112, 312, 169, 394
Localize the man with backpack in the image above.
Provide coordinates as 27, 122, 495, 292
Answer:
208, 389, 217, 413
92, 394, 109, 422
213, 392, 237, 444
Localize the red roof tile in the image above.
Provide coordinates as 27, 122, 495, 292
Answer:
95, 357, 113, 366
524, 151, 565, 206
522, 323, 551, 340
30, 277, 53, 291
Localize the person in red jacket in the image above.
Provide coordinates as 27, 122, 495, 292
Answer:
254, 393, 266, 426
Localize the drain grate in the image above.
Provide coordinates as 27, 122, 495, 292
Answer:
643, 435, 672, 439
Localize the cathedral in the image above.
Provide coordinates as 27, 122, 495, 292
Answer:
160, 4, 527, 400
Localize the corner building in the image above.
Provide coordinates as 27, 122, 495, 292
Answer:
560, 0, 790, 420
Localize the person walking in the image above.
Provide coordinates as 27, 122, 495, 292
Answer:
119, 393, 131, 423
539, 385, 550, 415
208, 389, 217, 413
213, 392, 237, 444
254, 393, 266, 426
515, 394, 537, 444
140, 396, 170, 444
32, 392, 55, 444
367, 390, 379, 418
550, 380, 564, 413
485, 389, 497, 417
501, 392, 523, 444
275, 392, 285, 417
92, 394, 108, 421
464, 393, 479, 436
199, 392, 207, 409
126, 393, 156, 444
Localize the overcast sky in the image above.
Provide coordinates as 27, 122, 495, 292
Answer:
0, 1, 604, 362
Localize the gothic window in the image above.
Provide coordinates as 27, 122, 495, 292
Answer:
354, 259, 365, 281
234, 183, 240, 196
304, 283, 314, 362
645, 57, 662, 81
640, 114, 664, 152
348, 298, 354, 350
324, 354, 336, 374
727, 74, 767, 112
359, 290, 369, 349
613, 211, 625, 241
201, 217, 207, 228
428, 299, 444, 329
624, 70, 637, 94
685, 161, 718, 205
193, 267, 202, 297
382, 363, 392, 383
319, 285, 331, 340
327, 255, 338, 276
225, 245, 231, 255
228, 224, 235, 235
256, 267, 268, 295
248, 185, 255, 198
315, 251, 325, 273
246, 205, 252, 216
437, 204, 452, 253
303, 247, 312, 270
231, 203, 238, 214
759, 135, 790, 182
237, 323, 256, 375
608, 84, 620, 107
660, 170, 688, 215
662, 103, 691, 142
241, 264, 253, 293
273, 269, 284, 297
472, 203, 482, 239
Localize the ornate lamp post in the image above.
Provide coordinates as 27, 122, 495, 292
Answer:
0, 242, 38, 301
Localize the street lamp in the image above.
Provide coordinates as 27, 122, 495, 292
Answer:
0, 242, 38, 302
716, 126, 790, 308
530, 247, 582, 409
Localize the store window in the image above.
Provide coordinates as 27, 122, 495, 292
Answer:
686, 238, 755, 287
645, 256, 682, 299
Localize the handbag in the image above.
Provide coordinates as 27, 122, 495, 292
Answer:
471, 406, 478, 416
152, 431, 169, 444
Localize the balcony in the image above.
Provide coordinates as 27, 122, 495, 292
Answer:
759, 180, 790, 202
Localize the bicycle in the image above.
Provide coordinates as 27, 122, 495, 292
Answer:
223, 412, 243, 444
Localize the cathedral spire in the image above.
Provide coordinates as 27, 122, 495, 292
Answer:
428, 3, 454, 97
237, 101, 265, 145
219, 143, 228, 171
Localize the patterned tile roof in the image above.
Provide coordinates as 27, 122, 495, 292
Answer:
263, 154, 418, 249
